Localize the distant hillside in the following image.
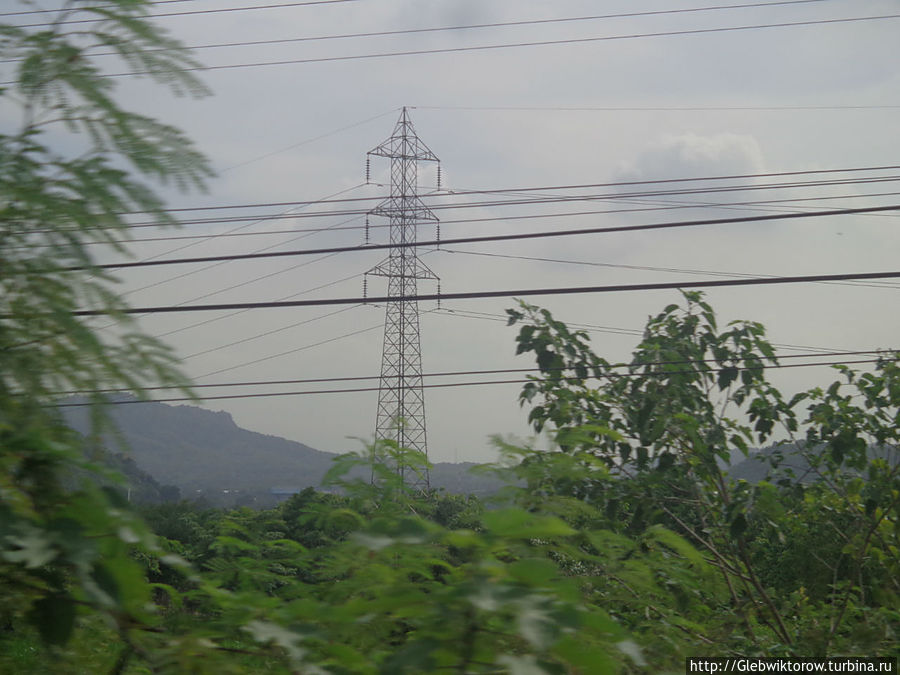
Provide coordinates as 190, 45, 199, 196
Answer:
727, 443, 898, 484
61, 398, 503, 506
726, 445, 810, 483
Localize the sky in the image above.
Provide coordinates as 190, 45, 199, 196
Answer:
7, 0, 900, 465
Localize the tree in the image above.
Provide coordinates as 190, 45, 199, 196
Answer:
0, 0, 215, 666
1, 0, 210, 410
505, 293, 899, 655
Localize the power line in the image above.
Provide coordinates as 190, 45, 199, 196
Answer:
195, 319, 382, 379
116, 236, 359, 311
133, 183, 367, 264
444, 249, 900, 290
432, 306, 847, 354
425, 191, 900, 231
146, 262, 369, 341
71, 204, 900, 272
58, 1, 835, 56
47, 163, 897, 219
52, 356, 894, 406
186, 300, 409, 378
0, 0, 195, 17
69, 270, 900, 317
173, 299, 858, 383
60, 350, 895, 394
417, 104, 900, 112
10, 0, 362, 27
107, 173, 900, 229
19, 185, 891, 256
112, 186, 367, 305
220, 109, 398, 173
436, 306, 645, 337
16, 184, 900, 256
182, 292, 853, 380
180, 304, 360, 361
66, 186, 900, 248
107, 255, 355, 344
93, 13, 900, 78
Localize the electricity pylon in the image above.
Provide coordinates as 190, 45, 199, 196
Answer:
364, 107, 440, 489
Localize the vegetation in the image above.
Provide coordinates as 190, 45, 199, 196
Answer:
502, 297, 898, 660
1, 2, 898, 673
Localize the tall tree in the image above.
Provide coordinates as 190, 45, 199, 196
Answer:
506, 293, 899, 654
0, 0, 212, 662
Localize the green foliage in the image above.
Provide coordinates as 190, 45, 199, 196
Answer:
235, 451, 644, 673
1, 3, 211, 413
3, 2, 897, 670
0, 1, 222, 670
507, 292, 795, 465
506, 294, 899, 657
112, 294, 895, 670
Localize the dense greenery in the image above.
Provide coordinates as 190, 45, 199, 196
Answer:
1, 2, 898, 672
0, 0, 212, 669
502, 297, 898, 660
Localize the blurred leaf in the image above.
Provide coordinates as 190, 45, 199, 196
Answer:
28, 595, 76, 646
483, 508, 575, 539
553, 635, 620, 674
2, 526, 57, 569
496, 654, 551, 675
616, 639, 646, 667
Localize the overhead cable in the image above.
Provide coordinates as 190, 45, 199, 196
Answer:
55, 1, 833, 55
186, 298, 852, 379
0, 0, 194, 17
180, 304, 361, 360
132, 183, 367, 264
69, 204, 900, 272
32, 185, 887, 251
18, 185, 893, 252
196, 320, 383, 379
112, 185, 367, 305
80, 163, 900, 217
416, 104, 900, 112
15, 187, 900, 256
10, 0, 362, 26
94, 14, 900, 78
52, 356, 894, 406
59, 350, 896, 394
69, 270, 900, 317
105, 174, 900, 230
113, 185, 900, 240
444, 249, 900, 290
432, 307, 846, 354
149, 266, 358, 340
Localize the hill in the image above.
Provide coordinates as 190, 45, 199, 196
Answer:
61, 398, 502, 506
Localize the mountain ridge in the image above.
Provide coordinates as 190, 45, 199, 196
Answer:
61, 397, 503, 506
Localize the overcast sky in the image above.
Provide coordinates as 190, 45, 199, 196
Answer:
12, 0, 900, 464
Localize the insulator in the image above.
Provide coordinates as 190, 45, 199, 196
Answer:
437, 281, 442, 309
363, 276, 368, 302
436, 164, 442, 190
365, 156, 371, 183
365, 215, 370, 244
435, 222, 441, 249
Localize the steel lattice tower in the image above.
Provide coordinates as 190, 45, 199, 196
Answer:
365, 107, 440, 489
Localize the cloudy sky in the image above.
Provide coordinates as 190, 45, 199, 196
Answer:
11, 0, 900, 464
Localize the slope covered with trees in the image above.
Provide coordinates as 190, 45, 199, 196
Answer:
61, 397, 507, 506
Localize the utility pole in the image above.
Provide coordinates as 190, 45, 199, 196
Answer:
365, 107, 440, 490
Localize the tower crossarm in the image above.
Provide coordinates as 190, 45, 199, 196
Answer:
370, 196, 438, 223
368, 108, 439, 163
365, 256, 439, 281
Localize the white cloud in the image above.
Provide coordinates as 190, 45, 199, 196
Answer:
616, 132, 766, 182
